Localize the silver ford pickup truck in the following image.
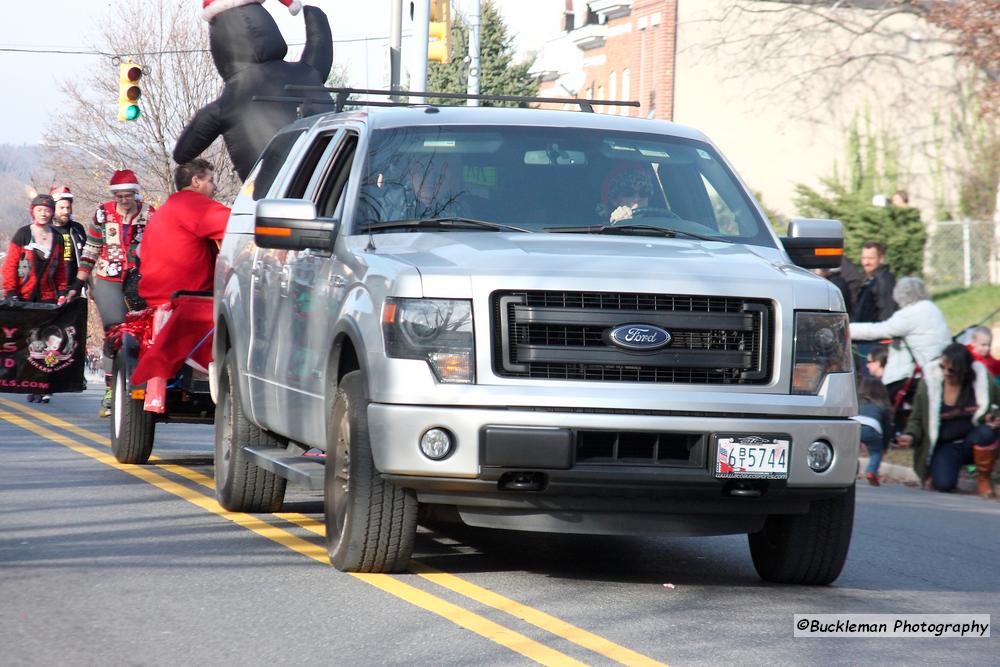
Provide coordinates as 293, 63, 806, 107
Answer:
211, 103, 858, 584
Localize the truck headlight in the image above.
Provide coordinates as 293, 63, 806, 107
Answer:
792, 311, 852, 395
383, 298, 474, 383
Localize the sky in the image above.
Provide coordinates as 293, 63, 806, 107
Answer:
0, 0, 563, 146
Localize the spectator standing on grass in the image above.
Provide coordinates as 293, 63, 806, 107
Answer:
851, 241, 897, 375
897, 343, 1000, 497
854, 376, 892, 486
850, 277, 951, 402
853, 241, 897, 324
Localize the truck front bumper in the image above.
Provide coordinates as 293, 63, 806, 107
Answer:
367, 404, 859, 488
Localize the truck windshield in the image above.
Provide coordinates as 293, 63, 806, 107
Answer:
355, 125, 775, 246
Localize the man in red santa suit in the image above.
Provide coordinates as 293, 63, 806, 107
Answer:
128, 159, 230, 409
139, 158, 230, 307
73, 169, 155, 416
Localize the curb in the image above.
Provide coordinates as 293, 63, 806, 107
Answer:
858, 456, 920, 484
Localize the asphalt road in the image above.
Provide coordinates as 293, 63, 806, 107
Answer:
2, 386, 998, 666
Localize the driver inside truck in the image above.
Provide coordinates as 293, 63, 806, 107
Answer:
601, 163, 655, 224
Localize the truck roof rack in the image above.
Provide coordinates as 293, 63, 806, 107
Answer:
251, 86, 640, 116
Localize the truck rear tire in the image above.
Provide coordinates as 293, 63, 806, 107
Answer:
214, 348, 286, 512
325, 371, 417, 573
109, 354, 155, 464
749, 484, 855, 585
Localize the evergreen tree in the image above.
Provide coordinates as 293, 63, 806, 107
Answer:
426, 1, 539, 106
794, 108, 923, 276
794, 181, 926, 277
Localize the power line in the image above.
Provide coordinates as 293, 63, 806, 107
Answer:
0, 34, 398, 58
0, 47, 106, 55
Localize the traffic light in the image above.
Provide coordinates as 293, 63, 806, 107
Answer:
428, 0, 450, 63
118, 62, 142, 122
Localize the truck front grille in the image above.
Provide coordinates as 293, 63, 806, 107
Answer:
491, 290, 773, 384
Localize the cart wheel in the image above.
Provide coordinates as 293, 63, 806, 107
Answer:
109, 354, 155, 464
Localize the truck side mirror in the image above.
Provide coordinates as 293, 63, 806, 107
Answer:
254, 199, 337, 252
781, 218, 844, 270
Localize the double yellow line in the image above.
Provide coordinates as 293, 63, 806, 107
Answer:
0, 397, 666, 667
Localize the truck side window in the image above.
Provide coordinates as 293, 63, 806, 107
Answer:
285, 132, 336, 199
252, 129, 307, 201
315, 132, 359, 219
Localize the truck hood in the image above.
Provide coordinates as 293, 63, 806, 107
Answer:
360, 231, 837, 308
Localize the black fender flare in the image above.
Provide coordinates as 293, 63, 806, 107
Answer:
119, 333, 143, 389
325, 318, 371, 415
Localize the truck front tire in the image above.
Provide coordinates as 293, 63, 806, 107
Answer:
325, 371, 417, 573
214, 348, 286, 512
109, 354, 155, 464
749, 484, 855, 585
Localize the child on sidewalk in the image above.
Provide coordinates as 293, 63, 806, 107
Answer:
854, 375, 893, 486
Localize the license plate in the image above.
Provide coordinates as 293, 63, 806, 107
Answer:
715, 435, 789, 479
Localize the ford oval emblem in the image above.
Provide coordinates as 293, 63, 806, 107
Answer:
608, 324, 672, 351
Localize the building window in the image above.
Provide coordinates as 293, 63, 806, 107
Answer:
621, 68, 630, 116
597, 85, 604, 113
609, 71, 617, 115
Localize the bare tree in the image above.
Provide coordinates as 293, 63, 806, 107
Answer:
684, 1, 999, 218
687, 1, 964, 118
925, 0, 1000, 110
41, 0, 239, 215
0, 145, 45, 247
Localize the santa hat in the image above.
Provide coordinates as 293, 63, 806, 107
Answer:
109, 169, 140, 192
50, 185, 74, 201
202, 0, 301, 22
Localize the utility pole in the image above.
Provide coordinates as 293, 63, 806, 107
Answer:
389, 0, 402, 100
466, 0, 480, 106
411, 0, 430, 103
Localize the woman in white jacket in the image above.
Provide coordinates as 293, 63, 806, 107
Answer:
850, 277, 951, 394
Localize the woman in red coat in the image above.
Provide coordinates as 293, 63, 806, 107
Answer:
1, 193, 69, 402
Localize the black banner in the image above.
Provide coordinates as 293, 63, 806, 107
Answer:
0, 299, 87, 394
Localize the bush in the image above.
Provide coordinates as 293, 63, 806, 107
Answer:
793, 183, 926, 277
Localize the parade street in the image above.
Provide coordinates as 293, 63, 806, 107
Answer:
2, 387, 997, 666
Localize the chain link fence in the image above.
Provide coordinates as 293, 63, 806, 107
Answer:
923, 219, 999, 292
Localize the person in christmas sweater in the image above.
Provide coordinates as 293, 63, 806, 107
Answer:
1, 193, 70, 404
72, 169, 155, 415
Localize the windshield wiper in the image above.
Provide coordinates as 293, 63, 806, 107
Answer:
359, 217, 533, 233
544, 224, 721, 242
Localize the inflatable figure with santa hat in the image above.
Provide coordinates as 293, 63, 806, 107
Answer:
173, 0, 333, 180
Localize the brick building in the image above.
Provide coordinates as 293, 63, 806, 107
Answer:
532, 0, 678, 119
